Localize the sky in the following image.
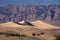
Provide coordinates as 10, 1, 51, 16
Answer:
0, 0, 60, 6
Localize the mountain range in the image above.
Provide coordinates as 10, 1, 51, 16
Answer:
0, 4, 60, 26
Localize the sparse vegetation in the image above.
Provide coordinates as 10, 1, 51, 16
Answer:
32, 33, 36, 36
41, 32, 44, 35
32, 32, 44, 36
20, 35, 27, 37
0, 32, 27, 37
54, 35, 60, 40
0, 32, 4, 35
38, 34, 41, 35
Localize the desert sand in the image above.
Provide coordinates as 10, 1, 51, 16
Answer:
0, 20, 60, 40
0, 22, 32, 28
0, 22, 20, 27
30, 20, 60, 29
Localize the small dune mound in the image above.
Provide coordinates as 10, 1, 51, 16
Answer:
0, 21, 33, 28
0, 22, 20, 27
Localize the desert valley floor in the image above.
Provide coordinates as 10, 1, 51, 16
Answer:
0, 20, 60, 40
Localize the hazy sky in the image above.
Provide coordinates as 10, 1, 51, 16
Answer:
0, 0, 60, 6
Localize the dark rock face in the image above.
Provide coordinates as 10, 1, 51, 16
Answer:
0, 4, 60, 26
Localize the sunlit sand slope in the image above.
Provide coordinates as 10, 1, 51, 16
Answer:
0, 22, 20, 27
19, 20, 25, 24
30, 20, 60, 29
0, 22, 33, 28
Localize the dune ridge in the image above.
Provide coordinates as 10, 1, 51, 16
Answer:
30, 20, 60, 29
0, 22, 33, 28
0, 22, 20, 27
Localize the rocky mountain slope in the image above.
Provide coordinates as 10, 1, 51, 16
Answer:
0, 4, 60, 26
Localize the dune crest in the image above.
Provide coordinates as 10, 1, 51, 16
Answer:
0, 22, 33, 28
0, 22, 20, 27
30, 20, 60, 29
19, 20, 25, 24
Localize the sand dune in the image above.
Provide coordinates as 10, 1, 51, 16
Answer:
0, 22, 32, 28
0, 21, 60, 40
0, 20, 60, 29
0, 22, 20, 27
30, 20, 60, 29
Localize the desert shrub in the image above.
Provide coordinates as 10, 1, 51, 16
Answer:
20, 35, 27, 37
0, 32, 27, 37
41, 32, 44, 35
55, 35, 60, 40
38, 34, 41, 35
8, 33, 17, 36
5, 35, 10, 37
32, 33, 36, 36
5, 33, 21, 37
0, 32, 4, 35
15, 33, 21, 37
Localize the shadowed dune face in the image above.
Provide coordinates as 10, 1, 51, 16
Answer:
0, 22, 33, 28
17, 21, 34, 26
30, 20, 60, 29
